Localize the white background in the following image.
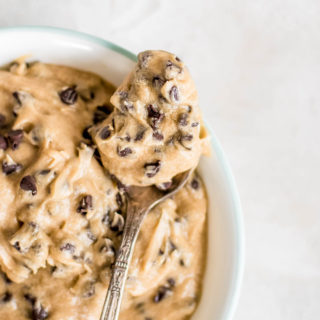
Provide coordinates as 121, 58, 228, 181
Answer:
1, 0, 319, 319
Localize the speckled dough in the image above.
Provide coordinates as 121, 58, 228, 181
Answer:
91, 50, 208, 186
0, 54, 207, 320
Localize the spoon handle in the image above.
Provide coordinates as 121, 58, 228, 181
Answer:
99, 203, 147, 320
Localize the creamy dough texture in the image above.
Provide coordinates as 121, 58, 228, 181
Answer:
91, 50, 207, 186
0, 53, 207, 320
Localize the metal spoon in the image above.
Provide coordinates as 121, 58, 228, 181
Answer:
99, 170, 192, 320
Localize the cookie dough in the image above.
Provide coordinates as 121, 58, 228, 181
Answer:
0, 56, 207, 320
91, 50, 207, 186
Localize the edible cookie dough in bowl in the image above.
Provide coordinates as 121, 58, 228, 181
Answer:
0, 27, 244, 320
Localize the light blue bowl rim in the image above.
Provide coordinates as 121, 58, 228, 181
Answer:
0, 25, 245, 320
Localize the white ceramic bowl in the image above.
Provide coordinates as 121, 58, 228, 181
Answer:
0, 26, 244, 320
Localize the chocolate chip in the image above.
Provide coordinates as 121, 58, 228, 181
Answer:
13, 241, 21, 252
144, 160, 161, 178
169, 85, 179, 102
77, 195, 93, 215
2, 162, 22, 175
159, 249, 164, 255
2, 272, 12, 284
8, 129, 24, 150
59, 87, 78, 105
165, 60, 182, 80
147, 105, 164, 130
93, 105, 112, 124
39, 169, 50, 175
175, 56, 181, 62
167, 278, 175, 288
12, 91, 22, 105
116, 192, 123, 208
3, 133, 14, 148
153, 286, 170, 303
24, 293, 36, 305
178, 113, 188, 126
60, 243, 76, 254
1, 291, 12, 303
152, 131, 164, 140
152, 76, 165, 88
169, 240, 177, 251
191, 122, 199, 127
100, 126, 111, 140
181, 134, 193, 141
156, 181, 172, 191
179, 259, 185, 266
135, 129, 146, 142
117, 147, 132, 157
191, 179, 200, 190
20, 175, 37, 195
32, 304, 49, 320
0, 114, 6, 127
82, 126, 92, 140
119, 91, 128, 99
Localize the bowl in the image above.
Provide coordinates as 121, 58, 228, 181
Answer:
0, 26, 244, 320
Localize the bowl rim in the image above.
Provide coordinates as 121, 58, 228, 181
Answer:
0, 25, 245, 320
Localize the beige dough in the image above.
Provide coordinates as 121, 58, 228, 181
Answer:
0, 55, 207, 320
91, 50, 208, 186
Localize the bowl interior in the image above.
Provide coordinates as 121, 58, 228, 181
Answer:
0, 26, 244, 320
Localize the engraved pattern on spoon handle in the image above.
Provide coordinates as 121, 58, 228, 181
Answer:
100, 204, 147, 320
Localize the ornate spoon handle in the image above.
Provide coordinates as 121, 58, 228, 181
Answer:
99, 203, 147, 320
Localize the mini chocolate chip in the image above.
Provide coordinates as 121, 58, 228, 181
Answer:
116, 192, 123, 208
191, 122, 199, 127
156, 181, 172, 191
82, 126, 92, 140
135, 129, 146, 141
39, 169, 50, 175
152, 76, 165, 88
191, 179, 200, 190
90, 91, 95, 99
13, 241, 21, 252
1, 291, 12, 303
153, 286, 170, 303
87, 230, 97, 243
60, 243, 76, 254
59, 87, 78, 105
147, 105, 164, 130
12, 91, 22, 105
124, 134, 131, 142
119, 91, 128, 99
1, 137, 10, 149
175, 56, 181, 62
32, 304, 49, 320
181, 134, 193, 141
169, 240, 177, 251
2, 272, 12, 284
159, 249, 164, 255
152, 131, 164, 140
24, 293, 36, 305
100, 126, 111, 140
0, 114, 6, 126
20, 175, 37, 195
169, 85, 179, 102
117, 147, 132, 157
2, 162, 22, 175
93, 105, 112, 124
77, 195, 93, 215
144, 160, 161, 178
121, 99, 134, 112
165, 60, 182, 80
178, 113, 188, 126
167, 278, 175, 288
179, 259, 185, 266
8, 129, 24, 150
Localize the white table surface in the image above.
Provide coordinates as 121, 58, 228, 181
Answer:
1, 0, 319, 319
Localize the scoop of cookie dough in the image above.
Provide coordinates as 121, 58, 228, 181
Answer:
91, 50, 206, 186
